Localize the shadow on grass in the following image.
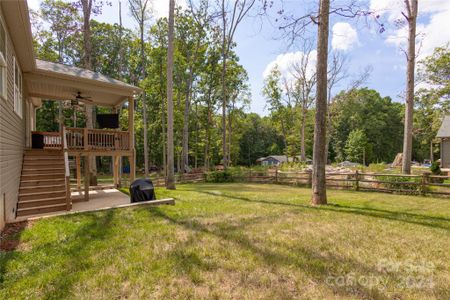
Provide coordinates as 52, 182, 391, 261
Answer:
0, 210, 115, 298
195, 191, 449, 231
145, 208, 392, 299
0, 221, 31, 285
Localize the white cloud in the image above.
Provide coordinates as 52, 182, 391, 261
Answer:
371, 0, 450, 58
27, 0, 40, 11
332, 22, 359, 51
263, 51, 317, 84
151, 0, 187, 19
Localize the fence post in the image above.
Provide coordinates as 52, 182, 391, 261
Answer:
421, 172, 429, 196
307, 169, 312, 188
355, 170, 360, 191
248, 169, 252, 182
275, 166, 278, 183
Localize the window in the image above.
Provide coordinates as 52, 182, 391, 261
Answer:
13, 57, 22, 118
0, 17, 6, 100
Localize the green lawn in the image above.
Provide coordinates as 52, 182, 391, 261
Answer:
1, 183, 449, 299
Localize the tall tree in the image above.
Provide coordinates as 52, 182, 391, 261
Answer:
129, 0, 151, 177
166, 0, 176, 189
79, 0, 97, 185
330, 88, 403, 164
217, 0, 258, 167
401, 0, 418, 174
290, 44, 317, 161
262, 65, 289, 159
311, 0, 330, 205
39, 0, 80, 131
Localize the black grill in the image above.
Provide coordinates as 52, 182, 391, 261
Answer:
129, 179, 156, 203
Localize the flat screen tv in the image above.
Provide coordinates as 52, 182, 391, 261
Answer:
97, 114, 119, 129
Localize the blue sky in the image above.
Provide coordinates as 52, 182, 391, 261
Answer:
28, 0, 450, 115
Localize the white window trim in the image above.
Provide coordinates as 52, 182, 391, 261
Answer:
0, 13, 7, 101
13, 56, 23, 118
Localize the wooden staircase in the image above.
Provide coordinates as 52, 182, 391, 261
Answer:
16, 149, 71, 217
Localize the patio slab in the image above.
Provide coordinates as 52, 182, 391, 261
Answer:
13, 189, 174, 223
71, 189, 130, 211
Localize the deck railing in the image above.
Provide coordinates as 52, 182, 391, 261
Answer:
62, 127, 72, 210
32, 128, 130, 152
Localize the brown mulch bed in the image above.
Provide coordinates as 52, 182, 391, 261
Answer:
0, 221, 33, 251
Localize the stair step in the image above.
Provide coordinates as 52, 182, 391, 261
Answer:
20, 184, 66, 193
19, 190, 66, 201
24, 150, 62, 156
24, 155, 63, 160
21, 173, 65, 180
22, 163, 64, 169
23, 160, 64, 165
20, 179, 65, 187
22, 168, 65, 175
18, 196, 67, 209
16, 203, 68, 217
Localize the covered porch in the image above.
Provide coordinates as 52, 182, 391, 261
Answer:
24, 59, 141, 204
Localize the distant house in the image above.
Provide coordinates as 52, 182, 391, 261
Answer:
437, 116, 450, 168
256, 155, 303, 166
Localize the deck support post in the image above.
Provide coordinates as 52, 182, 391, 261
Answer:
84, 155, 90, 201
76, 154, 81, 189
113, 155, 121, 188
128, 96, 136, 182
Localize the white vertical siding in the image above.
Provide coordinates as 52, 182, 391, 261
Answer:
0, 6, 27, 229
441, 139, 450, 168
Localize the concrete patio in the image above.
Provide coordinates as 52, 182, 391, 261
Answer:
71, 189, 130, 211
13, 188, 174, 223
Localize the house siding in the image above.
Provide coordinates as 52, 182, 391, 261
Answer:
0, 6, 27, 229
441, 139, 450, 169
261, 157, 280, 166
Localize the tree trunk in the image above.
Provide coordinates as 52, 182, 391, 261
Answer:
221, 49, 228, 167
81, 0, 97, 186
182, 66, 194, 173
311, 0, 330, 205
228, 106, 232, 165
140, 24, 149, 178
402, 0, 418, 175
204, 100, 212, 170
300, 104, 306, 161
58, 102, 63, 131
430, 141, 433, 162
166, 0, 176, 189
159, 54, 167, 178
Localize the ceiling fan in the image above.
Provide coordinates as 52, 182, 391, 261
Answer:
71, 91, 93, 107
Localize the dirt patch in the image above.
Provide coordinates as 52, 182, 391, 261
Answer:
0, 221, 32, 251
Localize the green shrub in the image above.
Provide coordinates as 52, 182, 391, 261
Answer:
280, 161, 307, 171
430, 161, 441, 175
378, 175, 421, 193
365, 163, 389, 173
206, 171, 234, 183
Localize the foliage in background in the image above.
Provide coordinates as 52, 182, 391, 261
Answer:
205, 171, 234, 183
330, 88, 403, 164
378, 175, 421, 193
430, 161, 441, 175
344, 129, 369, 164
30, 1, 449, 170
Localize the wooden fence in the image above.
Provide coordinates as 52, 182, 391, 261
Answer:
229, 169, 450, 197
73, 169, 450, 197
172, 169, 450, 197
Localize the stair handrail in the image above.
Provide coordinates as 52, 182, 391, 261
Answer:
62, 126, 71, 210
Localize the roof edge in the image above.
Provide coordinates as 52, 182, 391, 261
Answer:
34, 59, 143, 96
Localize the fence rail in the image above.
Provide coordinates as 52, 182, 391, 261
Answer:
75, 169, 449, 198
160, 169, 450, 197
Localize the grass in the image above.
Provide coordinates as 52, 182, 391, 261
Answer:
1, 183, 449, 299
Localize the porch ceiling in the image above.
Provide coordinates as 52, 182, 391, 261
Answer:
24, 60, 142, 107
